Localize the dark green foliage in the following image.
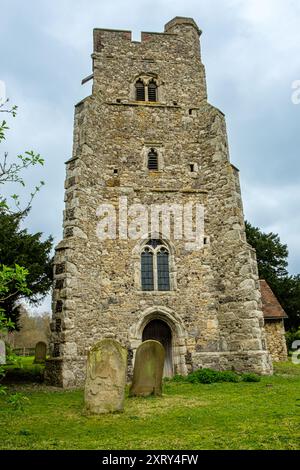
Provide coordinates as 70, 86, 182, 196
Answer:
275, 276, 300, 331
0, 210, 53, 325
2, 356, 44, 383
241, 373, 261, 383
171, 368, 261, 384
186, 368, 240, 384
171, 374, 185, 383
285, 329, 300, 351
245, 221, 300, 331
245, 221, 288, 283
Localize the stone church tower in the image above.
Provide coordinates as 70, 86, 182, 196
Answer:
46, 17, 272, 387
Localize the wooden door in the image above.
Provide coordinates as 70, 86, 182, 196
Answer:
142, 319, 173, 377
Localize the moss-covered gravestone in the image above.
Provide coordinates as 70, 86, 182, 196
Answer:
0, 340, 5, 365
129, 340, 165, 397
84, 339, 127, 414
34, 341, 47, 364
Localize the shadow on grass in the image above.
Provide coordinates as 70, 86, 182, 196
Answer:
2, 357, 45, 384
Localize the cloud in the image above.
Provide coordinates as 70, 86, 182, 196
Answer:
1, 0, 299, 313
243, 183, 300, 274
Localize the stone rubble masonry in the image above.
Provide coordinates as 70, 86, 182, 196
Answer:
259, 280, 288, 363
264, 320, 288, 363
45, 16, 273, 388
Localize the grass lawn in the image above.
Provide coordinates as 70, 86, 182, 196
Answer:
0, 362, 299, 450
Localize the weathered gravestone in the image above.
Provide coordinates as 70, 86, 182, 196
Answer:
129, 340, 165, 397
0, 340, 6, 365
34, 341, 47, 364
84, 339, 127, 414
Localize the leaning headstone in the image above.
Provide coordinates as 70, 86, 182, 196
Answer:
129, 340, 165, 397
84, 339, 127, 414
34, 341, 47, 364
0, 340, 6, 365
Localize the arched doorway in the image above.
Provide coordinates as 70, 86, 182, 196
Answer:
142, 319, 173, 377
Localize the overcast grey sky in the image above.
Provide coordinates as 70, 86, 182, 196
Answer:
1, 0, 300, 312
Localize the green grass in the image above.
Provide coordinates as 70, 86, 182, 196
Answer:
5, 356, 36, 367
0, 362, 299, 450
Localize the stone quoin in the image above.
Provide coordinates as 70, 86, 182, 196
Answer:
45, 16, 273, 388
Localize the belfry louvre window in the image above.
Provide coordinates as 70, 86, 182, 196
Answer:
148, 80, 157, 102
135, 79, 145, 101
141, 240, 171, 291
147, 149, 158, 170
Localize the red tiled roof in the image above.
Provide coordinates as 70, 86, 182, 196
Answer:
259, 280, 288, 320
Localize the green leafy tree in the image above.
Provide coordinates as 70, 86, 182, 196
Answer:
0, 264, 31, 301
0, 264, 31, 393
0, 210, 53, 325
0, 100, 53, 326
245, 221, 289, 285
246, 221, 300, 331
274, 275, 300, 331
0, 101, 50, 403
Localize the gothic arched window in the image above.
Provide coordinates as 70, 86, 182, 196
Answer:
135, 79, 145, 101
147, 148, 158, 170
148, 80, 158, 102
141, 240, 170, 291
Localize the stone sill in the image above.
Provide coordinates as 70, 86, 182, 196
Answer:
231, 163, 240, 173
107, 101, 181, 109
65, 156, 79, 165
135, 188, 208, 194
136, 291, 177, 296
75, 95, 91, 108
